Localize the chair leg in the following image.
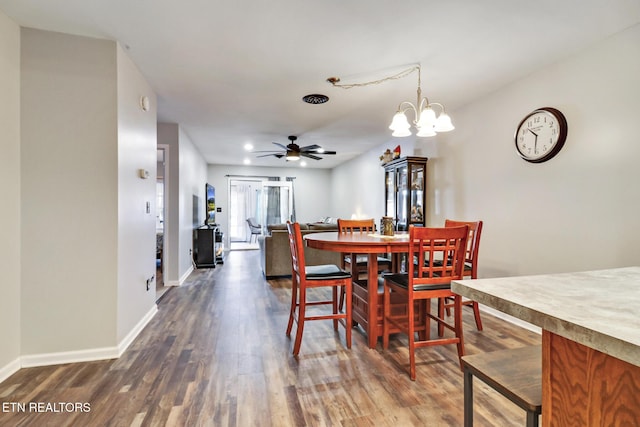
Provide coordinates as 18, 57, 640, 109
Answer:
292, 286, 306, 355
332, 287, 339, 331
437, 298, 445, 337
424, 298, 431, 341
471, 301, 483, 331
408, 296, 417, 381
382, 283, 391, 349
454, 295, 466, 369
345, 281, 352, 349
286, 275, 298, 337
338, 286, 346, 312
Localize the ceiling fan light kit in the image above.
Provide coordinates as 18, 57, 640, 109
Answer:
328, 64, 454, 138
253, 135, 336, 162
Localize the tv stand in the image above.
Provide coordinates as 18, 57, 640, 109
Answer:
194, 226, 224, 268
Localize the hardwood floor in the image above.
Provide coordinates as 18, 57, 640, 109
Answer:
0, 250, 540, 426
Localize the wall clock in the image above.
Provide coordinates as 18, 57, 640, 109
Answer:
514, 107, 568, 163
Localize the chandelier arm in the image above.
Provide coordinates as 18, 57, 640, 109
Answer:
397, 101, 419, 120
428, 102, 446, 113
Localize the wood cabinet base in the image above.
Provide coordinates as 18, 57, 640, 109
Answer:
542, 330, 640, 426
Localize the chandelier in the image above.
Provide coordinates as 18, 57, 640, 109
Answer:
328, 65, 454, 137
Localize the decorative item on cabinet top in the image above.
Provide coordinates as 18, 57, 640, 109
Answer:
379, 145, 402, 165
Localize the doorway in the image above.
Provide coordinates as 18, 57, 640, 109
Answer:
228, 179, 261, 250
227, 178, 293, 250
156, 146, 170, 300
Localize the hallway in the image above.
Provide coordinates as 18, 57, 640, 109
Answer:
0, 250, 540, 426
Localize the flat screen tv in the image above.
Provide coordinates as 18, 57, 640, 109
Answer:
206, 183, 216, 226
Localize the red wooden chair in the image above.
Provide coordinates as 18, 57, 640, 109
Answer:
285, 221, 352, 355
337, 218, 392, 310
383, 225, 469, 380
439, 219, 484, 332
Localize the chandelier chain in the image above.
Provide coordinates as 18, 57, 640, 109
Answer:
328, 65, 420, 89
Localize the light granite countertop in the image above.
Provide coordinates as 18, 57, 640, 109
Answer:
451, 266, 640, 367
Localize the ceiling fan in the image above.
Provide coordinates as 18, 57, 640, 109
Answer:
254, 136, 336, 161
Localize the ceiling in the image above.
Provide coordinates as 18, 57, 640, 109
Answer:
2, 1, 639, 169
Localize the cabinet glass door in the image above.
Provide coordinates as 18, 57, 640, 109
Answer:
385, 169, 395, 220
396, 165, 408, 230
409, 163, 425, 226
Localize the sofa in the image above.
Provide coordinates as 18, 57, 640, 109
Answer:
258, 222, 341, 278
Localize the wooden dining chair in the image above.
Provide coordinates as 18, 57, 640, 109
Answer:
337, 218, 392, 311
285, 221, 352, 355
383, 225, 469, 380
438, 219, 484, 332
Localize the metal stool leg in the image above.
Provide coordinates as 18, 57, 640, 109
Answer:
464, 366, 473, 427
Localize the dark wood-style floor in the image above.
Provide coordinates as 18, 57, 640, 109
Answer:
0, 250, 540, 426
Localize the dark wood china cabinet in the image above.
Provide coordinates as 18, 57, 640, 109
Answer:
384, 156, 428, 231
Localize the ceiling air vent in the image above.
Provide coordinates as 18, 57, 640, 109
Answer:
302, 94, 329, 104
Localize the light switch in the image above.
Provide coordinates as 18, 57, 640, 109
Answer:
146, 201, 150, 214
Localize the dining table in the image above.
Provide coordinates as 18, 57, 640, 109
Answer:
304, 231, 410, 348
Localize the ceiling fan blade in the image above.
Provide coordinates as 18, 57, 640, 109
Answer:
300, 144, 321, 152
256, 153, 280, 158
252, 150, 284, 153
319, 150, 336, 155
272, 142, 288, 150
301, 153, 322, 160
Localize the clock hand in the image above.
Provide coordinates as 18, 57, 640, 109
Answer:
527, 129, 539, 152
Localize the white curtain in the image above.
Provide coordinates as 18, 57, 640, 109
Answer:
229, 181, 259, 242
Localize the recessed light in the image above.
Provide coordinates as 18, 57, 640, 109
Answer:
300, 161, 307, 167
244, 143, 254, 151
243, 158, 251, 165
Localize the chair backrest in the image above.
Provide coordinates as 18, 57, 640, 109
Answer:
338, 218, 375, 234
444, 219, 483, 278
286, 221, 306, 278
408, 225, 469, 288
247, 217, 261, 230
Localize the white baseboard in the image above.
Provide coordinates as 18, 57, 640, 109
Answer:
166, 265, 194, 287
117, 305, 158, 356
0, 357, 21, 384
179, 265, 194, 285
16, 305, 158, 370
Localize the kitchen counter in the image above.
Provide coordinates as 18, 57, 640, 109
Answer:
452, 266, 640, 367
452, 267, 640, 425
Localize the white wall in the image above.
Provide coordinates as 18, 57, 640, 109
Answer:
426, 24, 640, 277
331, 139, 415, 222
178, 127, 207, 280
21, 28, 119, 355
332, 25, 640, 279
0, 9, 21, 379
158, 123, 180, 283
158, 123, 207, 285
116, 44, 158, 343
17, 28, 159, 365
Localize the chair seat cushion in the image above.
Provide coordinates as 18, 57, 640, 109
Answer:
383, 273, 451, 291
305, 264, 351, 280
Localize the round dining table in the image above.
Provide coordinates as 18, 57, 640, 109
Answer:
304, 231, 410, 348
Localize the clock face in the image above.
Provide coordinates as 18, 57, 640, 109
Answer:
515, 107, 567, 163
